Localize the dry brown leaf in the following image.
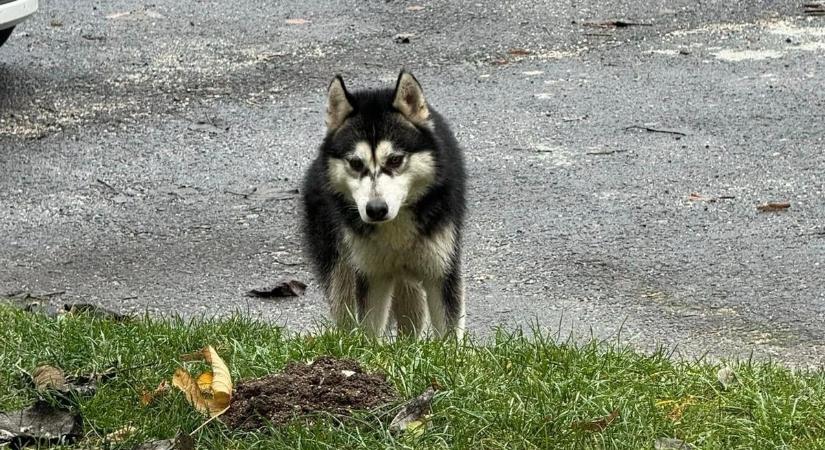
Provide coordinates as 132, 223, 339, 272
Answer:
757, 201, 790, 212
406, 5, 425, 11
571, 409, 619, 432
172, 346, 232, 417
32, 365, 67, 392
247, 280, 306, 298
285, 18, 310, 25
140, 380, 170, 406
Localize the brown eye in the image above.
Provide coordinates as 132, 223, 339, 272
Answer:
385, 154, 405, 170
348, 158, 364, 172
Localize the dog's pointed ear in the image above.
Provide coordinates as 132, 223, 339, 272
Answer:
326, 75, 353, 130
392, 70, 430, 125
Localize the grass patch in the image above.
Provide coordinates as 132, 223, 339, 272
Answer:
2, 305, 825, 449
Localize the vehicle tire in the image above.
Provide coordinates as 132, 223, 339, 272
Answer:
0, 26, 15, 48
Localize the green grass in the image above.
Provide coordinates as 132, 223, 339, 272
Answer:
2, 305, 825, 449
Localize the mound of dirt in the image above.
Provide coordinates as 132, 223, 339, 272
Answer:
222, 356, 399, 430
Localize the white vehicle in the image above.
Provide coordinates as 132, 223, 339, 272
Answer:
0, 0, 37, 48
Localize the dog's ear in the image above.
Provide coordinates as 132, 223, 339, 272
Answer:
392, 70, 430, 125
326, 75, 354, 131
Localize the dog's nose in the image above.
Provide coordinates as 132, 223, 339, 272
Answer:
365, 199, 389, 221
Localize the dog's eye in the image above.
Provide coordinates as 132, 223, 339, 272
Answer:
385, 154, 405, 170
348, 158, 364, 172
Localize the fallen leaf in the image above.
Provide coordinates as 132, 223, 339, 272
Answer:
655, 437, 695, 449
571, 409, 619, 432
32, 365, 67, 392
390, 386, 435, 433
172, 346, 232, 417
717, 367, 737, 389
141, 380, 171, 406
285, 18, 310, 25
406, 5, 425, 11
247, 280, 307, 298
0, 400, 83, 447
757, 201, 790, 212
508, 48, 531, 56
196, 372, 214, 392
394, 33, 413, 44
105, 425, 137, 443
28, 364, 109, 398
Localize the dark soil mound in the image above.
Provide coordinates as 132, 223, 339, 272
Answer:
222, 356, 399, 430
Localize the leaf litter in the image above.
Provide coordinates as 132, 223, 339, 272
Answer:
247, 280, 306, 298
0, 400, 83, 448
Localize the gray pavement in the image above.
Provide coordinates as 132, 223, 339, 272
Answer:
1, 1, 823, 366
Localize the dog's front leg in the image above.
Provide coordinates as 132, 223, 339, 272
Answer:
357, 276, 395, 337
424, 266, 465, 339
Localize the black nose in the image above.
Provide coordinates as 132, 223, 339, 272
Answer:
365, 199, 388, 221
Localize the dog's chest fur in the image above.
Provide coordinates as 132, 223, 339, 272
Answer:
342, 210, 455, 281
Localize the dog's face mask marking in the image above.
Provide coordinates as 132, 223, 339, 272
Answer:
329, 140, 434, 223
324, 72, 436, 224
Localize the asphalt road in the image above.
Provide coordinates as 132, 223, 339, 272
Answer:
1, 1, 823, 366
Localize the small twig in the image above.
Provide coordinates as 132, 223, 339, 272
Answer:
583, 20, 652, 28
587, 149, 628, 155
44, 290, 66, 297
225, 187, 257, 198
96, 178, 118, 192
512, 147, 554, 153
190, 407, 229, 436
624, 125, 687, 136
560, 115, 589, 122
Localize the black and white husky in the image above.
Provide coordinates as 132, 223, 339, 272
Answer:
301, 70, 467, 338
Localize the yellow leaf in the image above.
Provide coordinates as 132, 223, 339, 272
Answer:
172, 368, 210, 415
196, 371, 213, 393
172, 346, 233, 417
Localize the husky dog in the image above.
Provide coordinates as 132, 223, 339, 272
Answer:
301, 70, 467, 339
